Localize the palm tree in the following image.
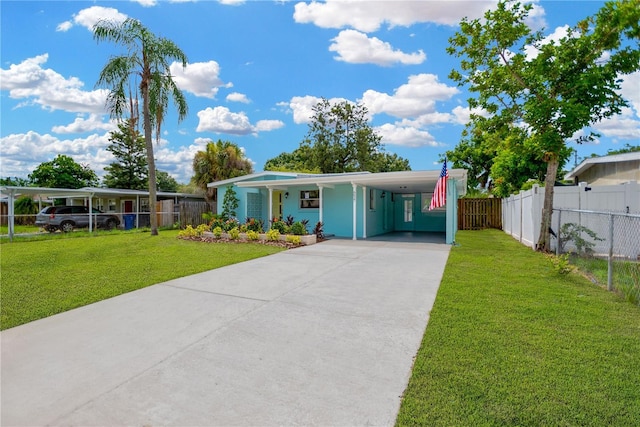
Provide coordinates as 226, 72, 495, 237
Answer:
94, 18, 188, 235
192, 139, 253, 206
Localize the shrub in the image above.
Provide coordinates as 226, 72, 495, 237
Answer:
178, 224, 209, 238
284, 215, 295, 226
223, 218, 239, 232
178, 225, 197, 238
212, 226, 223, 238
558, 223, 604, 255
313, 221, 324, 240
547, 253, 575, 275
246, 230, 259, 241
270, 218, 288, 234
244, 217, 264, 233
286, 235, 301, 245
228, 227, 240, 240
209, 214, 226, 231
266, 228, 280, 241
290, 221, 307, 235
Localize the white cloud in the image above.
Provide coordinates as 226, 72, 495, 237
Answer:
294, 0, 495, 32
170, 61, 228, 99
329, 29, 425, 66
0, 131, 112, 178
255, 120, 285, 132
226, 92, 251, 103
620, 71, 640, 117
0, 130, 205, 184
361, 73, 459, 118
375, 123, 440, 148
593, 107, 640, 141
133, 0, 157, 7
196, 106, 283, 136
56, 21, 73, 32
196, 107, 253, 135
524, 25, 570, 61
51, 114, 116, 134
0, 54, 108, 114
524, 0, 547, 30
451, 105, 490, 125
57, 6, 128, 32
279, 95, 350, 124
218, 0, 246, 4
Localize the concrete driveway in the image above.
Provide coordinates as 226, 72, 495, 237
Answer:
1, 237, 450, 426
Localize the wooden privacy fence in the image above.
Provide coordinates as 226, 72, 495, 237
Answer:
178, 200, 212, 228
458, 198, 502, 230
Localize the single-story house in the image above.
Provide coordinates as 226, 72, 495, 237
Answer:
208, 169, 468, 244
0, 186, 207, 237
565, 152, 640, 186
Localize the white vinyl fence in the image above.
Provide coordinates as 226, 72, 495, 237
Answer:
502, 181, 640, 252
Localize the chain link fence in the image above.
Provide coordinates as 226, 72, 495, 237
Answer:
554, 209, 640, 306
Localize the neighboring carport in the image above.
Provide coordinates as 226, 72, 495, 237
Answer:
0, 186, 205, 241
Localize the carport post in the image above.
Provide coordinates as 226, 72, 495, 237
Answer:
362, 186, 367, 239
88, 195, 93, 233
351, 183, 357, 240
8, 189, 16, 242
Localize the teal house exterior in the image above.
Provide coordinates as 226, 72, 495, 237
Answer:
208, 169, 467, 244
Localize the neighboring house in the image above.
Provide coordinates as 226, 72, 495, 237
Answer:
565, 152, 640, 186
208, 169, 468, 244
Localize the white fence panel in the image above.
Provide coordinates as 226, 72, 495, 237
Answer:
503, 181, 639, 250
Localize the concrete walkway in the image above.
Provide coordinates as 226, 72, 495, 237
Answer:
1, 238, 451, 426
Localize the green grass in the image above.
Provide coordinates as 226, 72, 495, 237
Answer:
0, 224, 41, 235
397, 229, 640, 427
1, 230, 284, 330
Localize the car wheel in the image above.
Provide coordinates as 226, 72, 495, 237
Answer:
60, 221, 74, 233
105, 218, 117, 230
45, 225, 58, 233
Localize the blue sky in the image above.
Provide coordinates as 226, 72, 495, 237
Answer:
1, 0, 638, 185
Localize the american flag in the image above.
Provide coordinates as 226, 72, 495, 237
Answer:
429, 159, 448, 211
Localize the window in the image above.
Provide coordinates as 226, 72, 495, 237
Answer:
369, 189, 376, 211
300, 190, 320, 209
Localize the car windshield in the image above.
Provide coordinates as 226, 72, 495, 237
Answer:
91, 208, 105, 213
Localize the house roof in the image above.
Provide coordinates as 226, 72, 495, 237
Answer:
0, 186, 204, 200
565, 152, 640, 180
227, 169, 468, 195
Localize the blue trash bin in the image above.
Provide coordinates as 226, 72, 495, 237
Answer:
123, 214, 135, 230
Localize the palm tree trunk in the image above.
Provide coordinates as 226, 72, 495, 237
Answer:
141, 78, 159, 236
536, 156, 559, 252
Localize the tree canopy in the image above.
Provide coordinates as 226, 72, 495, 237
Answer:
447, 0, 640, 251
192, 139, 253, 204
265, 98, 410, 173
94, 18, 188, 235
28, 155, 98, 189
103, 121, 148, 190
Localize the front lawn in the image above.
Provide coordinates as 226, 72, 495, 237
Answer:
397, 229, 640, 426
1, 230, 284, 330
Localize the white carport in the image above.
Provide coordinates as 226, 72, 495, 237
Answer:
235, 169, 468, 244
0, 186, 202, 242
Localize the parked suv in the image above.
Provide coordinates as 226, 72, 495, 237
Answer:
35, 206, 121, 232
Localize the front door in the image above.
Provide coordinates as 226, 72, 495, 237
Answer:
124, 200, 133, 213
271, 191, 283, 220
395, 195, 415, 231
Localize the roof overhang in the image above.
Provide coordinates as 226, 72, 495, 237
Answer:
0, 186, 203, 200
234, 170, 468, 195
565, 152, 640, 180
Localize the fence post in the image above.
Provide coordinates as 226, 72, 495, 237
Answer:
607, 214, 613, 291
556, 209, 561, 256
